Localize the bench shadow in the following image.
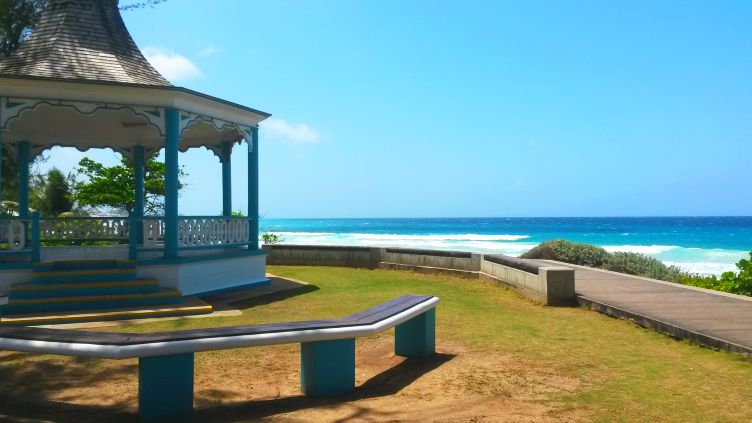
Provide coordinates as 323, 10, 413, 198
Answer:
0, 352, 453, 422
0, 354, 138, 422
194, 352, 456, 422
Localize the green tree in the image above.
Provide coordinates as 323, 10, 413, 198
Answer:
1, 143, 19, 202
0, 0, 45, 57
0, 0, 168, 58
75, 157, 185, 216
30, 167, 75, 217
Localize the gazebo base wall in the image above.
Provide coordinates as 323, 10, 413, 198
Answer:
138, 252, 268, 295
0, 248, 268, 297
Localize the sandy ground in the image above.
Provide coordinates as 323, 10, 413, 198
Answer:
0, 334, 586, 422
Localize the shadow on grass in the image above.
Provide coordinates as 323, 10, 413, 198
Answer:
194, 352, 456, 422
0, 352, 453, 422
0, 354, 138, 422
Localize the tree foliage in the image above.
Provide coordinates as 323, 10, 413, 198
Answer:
678, 252, 752, 297
118, 0, 167, 11
0, 0, 168, 58
30, 167, 75, 217
75, 157, 184, 216
1, 143, 19, 201
0, 0, 44, 57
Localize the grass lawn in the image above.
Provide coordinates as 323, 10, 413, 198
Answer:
0, 266, 751, 422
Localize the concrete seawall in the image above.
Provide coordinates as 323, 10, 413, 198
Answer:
266, 244, 752, 356
264, 244, 575, 306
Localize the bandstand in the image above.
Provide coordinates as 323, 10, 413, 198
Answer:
0, 0, 270, 323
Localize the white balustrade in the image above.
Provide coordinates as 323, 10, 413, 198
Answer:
0, 221, 27, 250
39, 218, 129, 242
178, 218, 250, 247
143, 219, 164, 247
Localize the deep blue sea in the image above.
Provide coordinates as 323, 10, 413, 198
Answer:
260, 217, 752, 276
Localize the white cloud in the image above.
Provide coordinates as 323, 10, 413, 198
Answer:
142, 47, 202, 82
262, 118, 321, 144
198, 44, 223, 57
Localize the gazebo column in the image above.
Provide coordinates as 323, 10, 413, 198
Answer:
0, 131, 3, 205
164, 108, 180, 259
248, 127, 259, 250
133, 145, 145, 245
221, 141, 232, 216
17, 141, 31, 217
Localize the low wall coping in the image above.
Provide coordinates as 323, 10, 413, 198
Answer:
385, 248, 473, 259
264, 244, 373, 252
483, 254, 543, 274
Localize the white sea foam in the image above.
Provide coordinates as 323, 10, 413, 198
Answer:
605, 245, 747, 276
270, 231, 747, 277
348, 233, 530, 241
664, 261, 738, 276
603, 245, 679, 255
273, 231, 534, 255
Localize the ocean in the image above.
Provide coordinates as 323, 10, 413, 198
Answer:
259, 217, 752, 276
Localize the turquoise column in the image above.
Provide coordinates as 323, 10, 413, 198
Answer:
395, 309, 436, 358
17, 141, 30, 218
221, 141, 232, 216
31, 212, 40, 262
247, 128, 259, 249
139, 353, 194, 423
0, 131, 3, 206
133, 146, 145, 245
301, 338, 356, 396
164, 108, 180, 259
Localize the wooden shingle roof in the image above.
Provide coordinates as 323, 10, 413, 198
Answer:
0, 0, 171, 86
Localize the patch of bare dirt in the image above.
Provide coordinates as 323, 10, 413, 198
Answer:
0, 336, 588, 422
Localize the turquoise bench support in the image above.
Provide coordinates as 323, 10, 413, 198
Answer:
300, 338, 355, 397
395, 309, 436, 358
139, 353, 194, 423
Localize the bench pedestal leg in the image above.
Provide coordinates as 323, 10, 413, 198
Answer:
301, 338, 355, 397
139, 353, 194, 423
395, 309, 435, 358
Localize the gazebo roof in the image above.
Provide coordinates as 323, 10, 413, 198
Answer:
0, 0, 170, 86
0, 0, 270, 161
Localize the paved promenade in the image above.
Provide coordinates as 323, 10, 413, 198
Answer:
566, 265, 752, 355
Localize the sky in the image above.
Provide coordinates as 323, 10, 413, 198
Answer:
39, 0, 752, 218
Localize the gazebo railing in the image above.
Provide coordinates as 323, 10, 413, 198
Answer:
0, 215, 38, 262
130, 215, 255, 259
1, 215, 255, 264
40, 216, 130, 244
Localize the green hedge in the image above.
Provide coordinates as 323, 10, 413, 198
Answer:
521, 240, 751, 297
520, 240, 610, 268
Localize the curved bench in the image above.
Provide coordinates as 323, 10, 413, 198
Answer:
0, 294, 439, 422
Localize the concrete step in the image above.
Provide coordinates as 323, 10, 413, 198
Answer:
0, 289, 183, 315
33, 259, 136, 272
9, 279, 161, 300
0, 296, 213, 326
31, 268, 138, 284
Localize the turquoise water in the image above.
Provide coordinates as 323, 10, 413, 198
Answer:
260, 217, 752, 276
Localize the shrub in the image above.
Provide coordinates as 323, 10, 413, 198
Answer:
261, 232, 284, 245
679, 252, 752, 296
522, 240, 752, 297
521, 239, 610, 268
604, 252, 684, 282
